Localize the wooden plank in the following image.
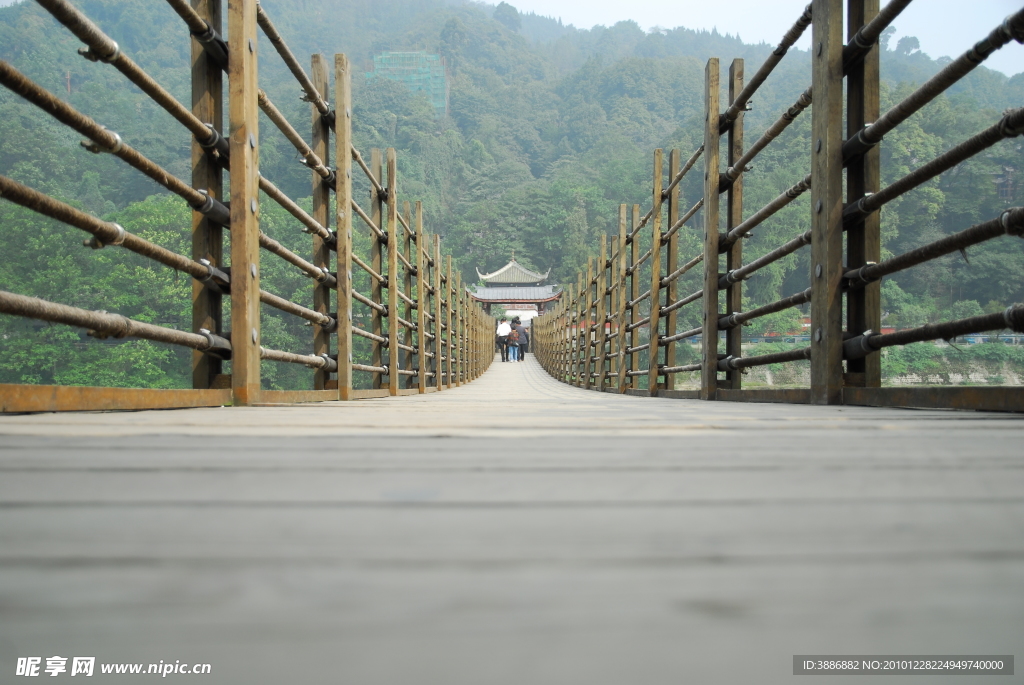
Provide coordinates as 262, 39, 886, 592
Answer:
349, 388, 391, 400
655, 389, 701, 400
227, 0, 261, 406
628, 205, 640, 390
386, 148, 400, 396
664, 149, 679, 388
455, 270, 464, 386
646, 149, 664, 396
845, 0, 882, 388
843, 387, 1024, 413
257, 389, 339, 404
334, 54, 354, 400
701, 59, 721, 402
583, 259, 595, 389
724, 59, 745, 391
311, 55, 332, 391
717, 388, 812, 404
370, 149, 384, 389
810, 0, 845, 405
0, 385, 231, 413
190, 0, 224, 390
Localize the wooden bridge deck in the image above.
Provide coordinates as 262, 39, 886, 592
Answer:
1, 358, 1022, 683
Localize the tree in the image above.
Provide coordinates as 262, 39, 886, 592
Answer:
493, 2, 521, 33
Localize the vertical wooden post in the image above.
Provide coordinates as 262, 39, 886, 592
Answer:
595, 238, 609, 389
574, 274, 584, 386
846, 0, 882, 389
386, 148, 400, 396
401, 201, 414, 387
724, 58, 745, 390
664, 149, 680, 387
582, 259, 594, 389
615, 204, 630, 393
190, 0, 224, 390
227, 0, 260, 406
433, 235, 443, 390
416, 203, 428, 393
701, 59, 721, 402
445, 255, 454, 389
646, 148, 664, 396
628, 205, 640, 388
455, 270, 463, 386
370, 148, 384, 389
310, 54, 332, 391
810, 0, 845, 405
334, 54, 353, 400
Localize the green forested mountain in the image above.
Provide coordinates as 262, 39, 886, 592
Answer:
0, 0, 1021, 388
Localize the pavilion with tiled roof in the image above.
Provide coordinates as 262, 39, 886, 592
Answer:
471, 257, 561, 318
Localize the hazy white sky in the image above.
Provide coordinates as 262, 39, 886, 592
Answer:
1, 0, 1021, 75
517, 0, 1024, 77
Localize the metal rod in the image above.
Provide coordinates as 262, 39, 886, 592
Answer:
845, 8, 1024, 160
718, 287, 812, 330
351, 200, 386, 240
722, 88, 812, 188
719, 346, 811, 370
845, 207, 1024, 289
353, 362, 387, 374
257, 89, 333, 183
842, 0, 914, 69
721, 230, 812, 287
660, 254, 703, 287
351, 146, 386, 197
662, 198, 704, 241
352, 254, 385, 284
845, 109, 1024, 225
720, 3, 812, 130
0, 289, 222, 352
163, 0, 227, 68
258, 176, 332, 243
254, 2, 331, 118
260, 346, 337, 371
722, 173, 811, 248
353, 326, 388, 345
353, 288, 387, 314
661, 363, 702, 374
660, 326, 702, 345
35, 0, 226, 157
259, 290, 333, 327
844, 305, 1024, 360
661, 288, 704, 315
258, 232, 336, 287
0, 174, 216, 284
662, 146, 704, 197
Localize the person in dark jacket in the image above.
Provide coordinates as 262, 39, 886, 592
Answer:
511, 317, 529, 362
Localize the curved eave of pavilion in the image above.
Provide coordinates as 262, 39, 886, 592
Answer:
469, 293, 562, 304
476, 260, 550, 285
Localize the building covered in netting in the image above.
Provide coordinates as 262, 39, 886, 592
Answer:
367, 52, 449, 117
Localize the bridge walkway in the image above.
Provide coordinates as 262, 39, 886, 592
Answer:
0, 357, 1022, 683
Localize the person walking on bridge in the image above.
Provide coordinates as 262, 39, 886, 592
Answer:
512, 317, 529, 362
495, 318, 511, 362
506, 321, 521, 361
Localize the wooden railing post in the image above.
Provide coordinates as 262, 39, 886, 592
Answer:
628, 205, 640, 389
846, 0, 882, 389
595, 238, 609, 389
573, 275, 583, 386
334, 54, 353, 400
810, 0, 845, 405
402, 201, 414, 387
386, 148, 400, 395
370, 148, 385, 389
646, 148, 664, 396
724, 58, 745, 391
701, 59, 721, 402
582, 258, 594, 389
415, 203, 427, 393
445, 255, 454, 389
664, 149, 680, 388
433, 235, 443, 390
615, 204, 630, 392
310, 54, 332, 392
228, 0, 261, 405
190, 0, 224, 391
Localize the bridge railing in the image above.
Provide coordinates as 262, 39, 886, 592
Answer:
0, 0, 492, 412
534, 0, 1024, 412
